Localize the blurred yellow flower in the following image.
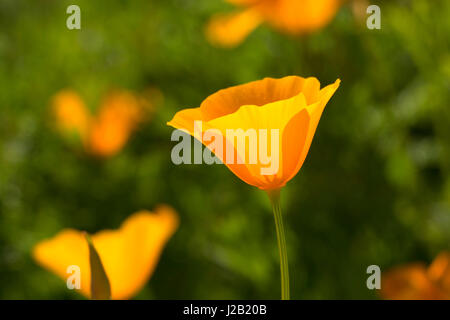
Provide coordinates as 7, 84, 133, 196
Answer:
52, 88, 160, 157
381, 252, 450, 300
32, 205, 179, 300
168, 75, 339, 299
52, 90, 91, 143
168, 76, 340, 190
206, 0, 343, 48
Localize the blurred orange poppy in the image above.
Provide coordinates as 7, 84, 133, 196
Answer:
381, 252, 450, 300
206, 0, 343, 47
168, 75, 339, 299
32, 205, 179, 300
88, 91, 144, 156
52, 88, 159, 157
52, 90, 91, 143
168, 76, 340, 191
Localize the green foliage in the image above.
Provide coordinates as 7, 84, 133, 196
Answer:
86, 234, 111, 300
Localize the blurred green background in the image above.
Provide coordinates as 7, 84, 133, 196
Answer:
0, 0, 449, 299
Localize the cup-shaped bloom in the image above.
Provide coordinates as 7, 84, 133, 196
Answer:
32, 206, 178, 299
88, 91, 144, 156
168, 76, 340, 190
206, 0, 342, 48
52, 90, 91, 143
381, 252, 450, 300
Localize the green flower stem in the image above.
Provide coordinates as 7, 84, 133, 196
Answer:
267, 189, 290, 300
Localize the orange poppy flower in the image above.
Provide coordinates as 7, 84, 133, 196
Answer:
32, 205, 179, 300
381, 252, 450, 300
52, 89, 158, 157
167, 76, 340, 191
168, 76, 339, 299
206, 0, 343, 48
52, 90, 91, 143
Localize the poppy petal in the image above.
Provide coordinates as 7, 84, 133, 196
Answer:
381, 264, 447, 300
52, 90, 91, 144
33, 206, 178, 300
200, 76, 317, 121
206, 9, 262, 48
